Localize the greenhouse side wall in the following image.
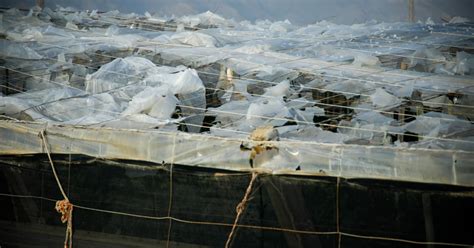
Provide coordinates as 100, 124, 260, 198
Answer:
0, 155, 473, 248
1, 121, 473, 187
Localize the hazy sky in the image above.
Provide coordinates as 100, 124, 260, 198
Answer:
4, 0, 474, 24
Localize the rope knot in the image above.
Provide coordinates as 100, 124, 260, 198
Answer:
40, 130, 73, 248
225, 172, 258, 248
55, 199, 73, 223
55, 199, 73, 248
236, 202, 245, 213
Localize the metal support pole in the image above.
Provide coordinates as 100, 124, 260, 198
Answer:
408, 0, 415, 22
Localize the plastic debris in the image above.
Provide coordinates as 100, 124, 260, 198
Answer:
370, 88, 401, 108
121, 86, 179, 120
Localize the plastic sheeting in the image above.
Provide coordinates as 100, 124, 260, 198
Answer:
121, 86, 179, 119
370, 88, 402, 108
0, 120, 472, 186
85, 57, 156, 94
1, 7, 473, 187
0, 40, 43, 60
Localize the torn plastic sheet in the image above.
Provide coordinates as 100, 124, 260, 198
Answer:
370, 88, 402, 108
269, 20, 294, 33
85, 57, 157, 94
232, 44, 271, 54
43, 25, 75, 39
177, 11, 232, 28
246, 98, 290, 127
178, 88, 206, 133
121, 86, 179, 120
155, 46, 228, 68
163, 68, 205, 95
0, 40, 43, 60
452, 51, 474, 75
285, 97, 315, 109
153, 32, 219, 48
403, 112, 472, 138
0, 87, 120, 123
449, 16, 471, 23
337, 121, 392, 145
208, 100, 250, 125
393, 81, 415, 98
169, 31, 218, 48
263, 80, 291, 98
407, 48, 474, 76
354, 111, 397, 125
6, 27, 43, 42
352, 53, 381, 67
0, 7, 473, 188
292, 106, 325, 122
146, 68, 206, 133
323, 80, 376, 99
122, 114, 182, 126
336, 111, 404, 145
280, 125, 349, 143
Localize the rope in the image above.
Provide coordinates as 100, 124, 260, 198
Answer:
39, 130, 73, 248
339, 232, 473, 247
224, 172, 259, 248
0, 192, 472, 247
39, 131, 68, 201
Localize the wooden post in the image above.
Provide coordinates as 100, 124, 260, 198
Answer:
36, 0, 45, 9
408, 0, 415, 22
398, 106, 405, 142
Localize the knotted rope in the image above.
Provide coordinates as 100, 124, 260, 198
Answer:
40, 130, 73, 248
224, 172, 258, 248
55, 200, 73, 248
